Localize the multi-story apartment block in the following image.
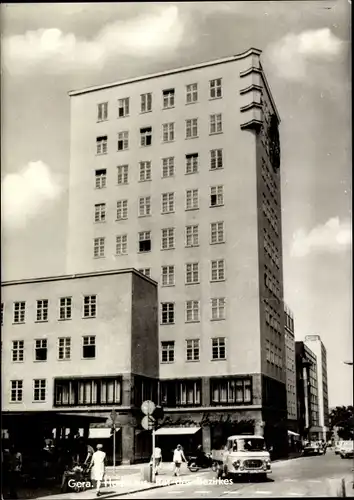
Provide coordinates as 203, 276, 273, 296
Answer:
1, 269, 158, 464
284, 304, 297, 430
295, 341, 320, 440
66, 48, 288, 456
304, 335, 329, 440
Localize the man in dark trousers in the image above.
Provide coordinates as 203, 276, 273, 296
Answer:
2, 445, 19, 499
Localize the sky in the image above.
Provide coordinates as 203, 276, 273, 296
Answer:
1, 1, 352, 407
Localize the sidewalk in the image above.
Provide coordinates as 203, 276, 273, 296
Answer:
39, 462, 209, 499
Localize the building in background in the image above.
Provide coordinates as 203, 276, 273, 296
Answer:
295, 341, 320, 441
284, 304, 299, 442
304, 335, 329, 440
1, 269, 158, 464
63, 48, 288, 457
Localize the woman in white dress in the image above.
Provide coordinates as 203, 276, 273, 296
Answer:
89, 444, 106, 497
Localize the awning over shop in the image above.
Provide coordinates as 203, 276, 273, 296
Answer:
288, 430, 300, 437
155, 427, 201, 436
89, 428, 120, 439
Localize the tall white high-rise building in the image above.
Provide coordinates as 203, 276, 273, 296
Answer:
304, 335, 329, 440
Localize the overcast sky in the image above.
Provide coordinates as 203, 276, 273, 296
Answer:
1, 1, 352, 407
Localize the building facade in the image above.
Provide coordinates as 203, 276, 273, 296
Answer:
295, 341, 320, 440
284, 304, 297, 430
304, 335, 329, 440
65, 48, 288, 456
1, 269, 158, 464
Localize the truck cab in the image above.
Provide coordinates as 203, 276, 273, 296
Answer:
215, 435, 271, 481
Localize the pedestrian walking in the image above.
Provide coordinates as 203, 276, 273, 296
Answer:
150, 446, 162, 475
2, 445, 19, 499
89, 444, 106, 497
84, 443, 95, 465
172, 444, 186, 477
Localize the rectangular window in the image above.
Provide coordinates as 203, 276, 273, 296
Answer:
83, 295, 97, 318
116, 199, 128, 220
161, 265, 175, 286
138, 231, 151, 253
162, 89, 175, 109
33, 379, 46, 402
95, 169, 107, 189
210, 221, 225, 244
138, 268, 151, 278
117, 131, 129, 151
116, 234, 128, 255
161, 303, 175, 325
186, 83, 198, 104
96, 136, 107, 155
186, 118, 198, 139
162, 122, 175, 142
13, 302, 25, 324
54, 378, 121, 406
185, 302, 200, 323
141, 93, 152, 113
35, 339, 48, 361
94, 203, 106, 223
139, 161, 152, 182
59, 297, 72, 320
178, 380, 201, 405
161, 192, 175, 214
211, 297, 226, 320
117, 165, 129, 184
36, 299, 48, 322
210, 113, 223, 134
210, 149, 223, 170
93, 237, 105, 258
186, 339, 200, 361
161, 341, 175, 362
97, 102, 108, 121
58, 337, 71, 360
210, 186, 224, 206
185, 153, 199, 174
162, 157, 175, 178
100, 379, 122, 404
10, 380, 23, 402
185, 262, 199, 284
185, 225, 199, 247
12, 340, 24, 362
118, 97, 129, 117
83, 336, 96, 359
138, 196, 151, 217
161, 228, 175, 250
210, 78, 222, 99
140, 127, 152, 147
211, 259, 225, 281
212, 337, 226, 360
186, 189, 199, 210
211, 378, 252, 404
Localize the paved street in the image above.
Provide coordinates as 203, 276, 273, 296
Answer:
114, 451, 353, 498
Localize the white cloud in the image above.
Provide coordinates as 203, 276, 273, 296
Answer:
2, 6, 187, 74
1, 161, 61, 228
265, 28, 343, 81
291, 217, 352, 257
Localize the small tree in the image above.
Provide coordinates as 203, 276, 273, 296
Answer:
329, 406, 354, 440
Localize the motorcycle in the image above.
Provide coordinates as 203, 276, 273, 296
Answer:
187, 452, 218, 472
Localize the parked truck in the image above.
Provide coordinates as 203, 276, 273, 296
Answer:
212, 435, 272, 482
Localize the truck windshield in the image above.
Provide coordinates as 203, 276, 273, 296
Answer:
238, 439, 265, 452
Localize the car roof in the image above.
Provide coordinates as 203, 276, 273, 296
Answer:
227, 435, 264, 440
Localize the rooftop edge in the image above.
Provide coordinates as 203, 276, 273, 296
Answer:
1, 268, 157, 287
68, 47, 262, 97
